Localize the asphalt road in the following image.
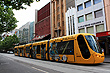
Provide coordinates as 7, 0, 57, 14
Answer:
0, 53, 110, 73
0, 53, 61, 73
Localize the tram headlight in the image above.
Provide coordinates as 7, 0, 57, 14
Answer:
102, 48, 104, 53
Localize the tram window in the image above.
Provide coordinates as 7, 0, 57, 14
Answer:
19, 48, 23, 53
85, 35, 102, 53
14, 48, 17, 53
77, 35, 90, 59
37, 45, 40, 54
20, 49, 22, 53
66, 40, 74, 54
26, 47, 30, 53
33, 46, 37, 53
51, 40, 74, 55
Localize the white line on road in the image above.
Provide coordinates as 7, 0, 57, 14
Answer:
32, 67, 49, 73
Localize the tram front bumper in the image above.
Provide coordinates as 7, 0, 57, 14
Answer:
94, 53, 105, 64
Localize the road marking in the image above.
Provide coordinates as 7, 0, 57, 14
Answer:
32, 67, 49, 73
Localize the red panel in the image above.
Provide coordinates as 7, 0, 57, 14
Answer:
37, 2, 50, 22
35, 17, 50, 37
96, 31, 110, 37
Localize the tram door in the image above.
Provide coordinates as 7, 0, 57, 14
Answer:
41, 44, 46, 59
77, 35, 90, 59
32, 46, 37, 58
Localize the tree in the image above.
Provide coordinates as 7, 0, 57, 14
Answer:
0, 0, 36, 10
0, 34, 19, 50
0, 0, 40, 34
0, 6, 18, 34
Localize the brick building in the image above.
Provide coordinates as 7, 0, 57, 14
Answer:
33, 2, 51, 41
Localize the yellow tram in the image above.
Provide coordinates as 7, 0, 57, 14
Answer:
14, 33, 104, 64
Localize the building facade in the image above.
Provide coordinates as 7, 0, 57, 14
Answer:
66, 0, 106, 36
29, 21, 34, 42
51, 0, 75, 38
51, 0, 66, 38
34, 2, 51, 41
65, 0, 110, 55
19, 22, 30, 44
103, 0, 110, 31
76, 0, 106, 36
66, 7, 77, 36
96, 0, 110, 55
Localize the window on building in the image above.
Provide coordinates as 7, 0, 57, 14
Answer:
53, 9, 55, 14
57, 14, 60, 20
62, 5, 63, 10
87, 26, 94, 34
63, 30, 64, 36
77, 4, 83, 11
68, 17, 70, 35
79, 28, 85, 33
62, 21, 64, 26
96, 24, 104, 32
57, 30, 61, 37
57, 7, 59, 12
86, 13, 93, 21
70, 16, 72, 35
62, 13, 64, 17
57, 0, 59, 5
85, 0, 91, 8
58, 22, 60, 27
54, 24, 55, 27
94, 9, 103, 18
93, 0, 101, 5
78, 16, 84, 23
72, 15, 75, 34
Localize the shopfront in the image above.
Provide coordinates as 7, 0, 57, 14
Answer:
96, 31, 110, 55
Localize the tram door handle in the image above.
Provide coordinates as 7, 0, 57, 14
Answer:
77, 55, 81, 57
76, 53, 81, 57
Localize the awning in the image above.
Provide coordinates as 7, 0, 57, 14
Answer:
32, 34, 50, 41
96, 31, 110, 37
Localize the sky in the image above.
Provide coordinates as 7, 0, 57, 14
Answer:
13, 0, 50, 29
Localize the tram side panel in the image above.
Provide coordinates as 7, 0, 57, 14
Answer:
48, 37, 75, 63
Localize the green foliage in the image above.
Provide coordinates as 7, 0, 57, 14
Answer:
0, 34, 19, 50
0, 36, 1, 40
0, 6, 18, 34
0, 0, 39, 34
0, 0, 34, 10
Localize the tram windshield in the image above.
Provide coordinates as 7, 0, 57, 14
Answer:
85, 35, 102, 54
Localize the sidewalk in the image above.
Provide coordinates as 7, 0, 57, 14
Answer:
104, 55, 110, 63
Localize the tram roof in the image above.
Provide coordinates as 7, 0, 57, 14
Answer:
25, 43, 32, 46
33, 40, 48, 46
14, 46, 19, 48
